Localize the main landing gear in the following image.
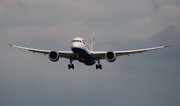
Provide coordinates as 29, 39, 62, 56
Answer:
68, 58, 74, 69
68, 58, 102, 70
96, 59, 102, 70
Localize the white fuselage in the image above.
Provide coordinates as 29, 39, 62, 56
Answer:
70, 37, 95, 65
70, 37, 91, 54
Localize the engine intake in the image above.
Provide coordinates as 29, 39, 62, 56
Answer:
105, 51, 116, 62
48, 51, 59, 62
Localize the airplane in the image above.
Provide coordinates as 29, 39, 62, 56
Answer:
8, 32, 170, 69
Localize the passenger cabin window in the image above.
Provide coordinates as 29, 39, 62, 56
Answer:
72, 40, 81, 42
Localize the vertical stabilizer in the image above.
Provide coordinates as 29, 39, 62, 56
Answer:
91, 31, 95, 51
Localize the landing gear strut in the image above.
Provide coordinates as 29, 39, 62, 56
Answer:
68, 58, 74, 69
96, 59, 102, 70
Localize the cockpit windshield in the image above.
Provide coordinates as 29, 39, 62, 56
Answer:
72, 40, 81, 42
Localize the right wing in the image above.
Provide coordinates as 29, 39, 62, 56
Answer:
8, 44, 73, 59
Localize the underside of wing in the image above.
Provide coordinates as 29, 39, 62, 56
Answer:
8, 44, 50, 54
91, 46, 170, 60
8, 44, 73, 59
91, 51, 107, 60
115, 46, 169, 56
58, 51, 73, 59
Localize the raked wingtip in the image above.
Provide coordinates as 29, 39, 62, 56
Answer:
164, 45, 172, 48
7, 44, 13, 46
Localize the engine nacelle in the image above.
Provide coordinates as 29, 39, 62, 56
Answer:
105, 51, 116, 62
48, 51, 59, 62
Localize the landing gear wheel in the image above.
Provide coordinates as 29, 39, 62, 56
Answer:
96, 64, 98, 69
99, 64, 102, 70
72, 64, 74, 69
96, 64, 102, 70
96, 58, 102, 70
68, 64, 71, 69
68, 58, 74, 69
68, 64, 74, 69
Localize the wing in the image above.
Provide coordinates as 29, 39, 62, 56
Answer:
91, 46, 170, 60
8, 44, 73, 59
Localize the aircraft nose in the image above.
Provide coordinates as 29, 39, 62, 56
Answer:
71, 42, 80, 48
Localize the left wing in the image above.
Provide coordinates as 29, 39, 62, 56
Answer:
8, 44, 73, 59
91, 46, 170, 59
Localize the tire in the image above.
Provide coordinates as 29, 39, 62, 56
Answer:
72, 64, 74, 69
100, 64, 102, 70
96, 64, 98, 69
68, 64, 71, 69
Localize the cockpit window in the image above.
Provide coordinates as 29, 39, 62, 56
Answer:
72, 40, 81, 42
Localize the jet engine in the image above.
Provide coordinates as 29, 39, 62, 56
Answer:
48, 51, 59, 62
105, 51, 116, 62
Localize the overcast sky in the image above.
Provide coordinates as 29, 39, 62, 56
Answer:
1, 0, 180, 106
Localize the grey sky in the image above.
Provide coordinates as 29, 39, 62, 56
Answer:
0, 0, 180, 106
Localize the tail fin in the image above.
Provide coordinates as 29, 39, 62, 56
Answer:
91, 31, 95, 51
